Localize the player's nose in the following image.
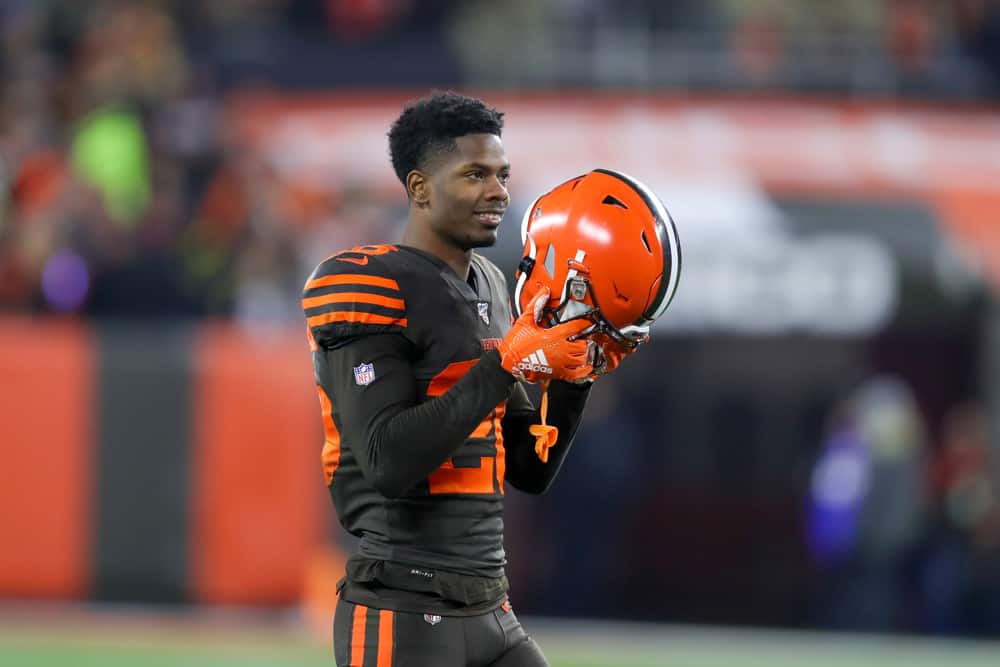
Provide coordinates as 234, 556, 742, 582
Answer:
484, 175, 509, 203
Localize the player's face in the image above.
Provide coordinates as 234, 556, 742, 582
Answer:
429, 133, 510, 250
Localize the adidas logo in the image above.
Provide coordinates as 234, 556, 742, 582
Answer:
514, 349, 553, 375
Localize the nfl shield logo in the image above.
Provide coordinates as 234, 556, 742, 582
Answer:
423, 613, 442, 626
353, 362, 375, 386
477, 302, 490, 325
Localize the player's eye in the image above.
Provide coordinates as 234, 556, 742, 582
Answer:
499, 172, 511, 185
466, 171, 484, 180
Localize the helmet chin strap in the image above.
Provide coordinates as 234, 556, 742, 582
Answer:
529, 380, 559, 462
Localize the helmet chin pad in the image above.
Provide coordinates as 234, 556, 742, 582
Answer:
556, 298, 594, 323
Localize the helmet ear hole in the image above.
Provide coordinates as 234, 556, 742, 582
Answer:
542, 244, 555, 278
640, 230, 652, 254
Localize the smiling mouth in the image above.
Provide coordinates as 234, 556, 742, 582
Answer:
474, 212, 504, 226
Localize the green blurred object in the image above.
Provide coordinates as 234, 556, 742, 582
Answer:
71, 106, 151, 225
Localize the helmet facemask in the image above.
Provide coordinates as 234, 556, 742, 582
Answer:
517, 254, 648, 351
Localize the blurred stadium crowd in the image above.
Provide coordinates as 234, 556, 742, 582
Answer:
2, 0, 1000, 320
3, 0, 1000, 642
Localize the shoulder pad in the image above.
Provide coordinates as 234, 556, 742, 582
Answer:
302, 245, 407, 348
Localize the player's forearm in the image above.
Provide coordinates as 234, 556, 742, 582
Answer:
503, 380, 591, 494
360, 351, 515, 497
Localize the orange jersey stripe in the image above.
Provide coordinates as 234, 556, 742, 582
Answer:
427, 359, 478, 397
429, 457, 496, 494
430, 362, 494, 435
429, 359, 495, 437
351, 605, 367, 666
471, 415, 493, 439
307, 311, 408, 328
494, 402, 506, 494
317, 387, 341, 486
377, 609, 394, 667
302, 291, 405, 312
305, 273, 400, 292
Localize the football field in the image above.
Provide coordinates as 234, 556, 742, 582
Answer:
2, 605, 999, 667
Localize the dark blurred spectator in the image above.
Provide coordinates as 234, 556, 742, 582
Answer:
323, 0, 411, 42
953, 0, 1000, 96
729, 9, 786, 85
920, 401, 1000, 635
805, 376, 928, 632
72, 2, 189, 110
177, 143, 273, 316
886, 0, 936, 75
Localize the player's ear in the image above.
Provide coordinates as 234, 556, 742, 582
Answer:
407, 170, 430, 207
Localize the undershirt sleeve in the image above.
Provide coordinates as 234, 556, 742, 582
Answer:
501, 380, 592, 494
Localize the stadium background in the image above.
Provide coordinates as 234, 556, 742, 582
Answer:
2, 1, 1000, 665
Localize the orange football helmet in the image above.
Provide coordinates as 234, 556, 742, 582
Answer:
513, 169, 681, 348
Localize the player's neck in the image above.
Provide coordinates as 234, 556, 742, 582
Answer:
402, 226, 472, 280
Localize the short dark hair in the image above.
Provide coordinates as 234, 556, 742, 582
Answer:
388, 91, 504, 186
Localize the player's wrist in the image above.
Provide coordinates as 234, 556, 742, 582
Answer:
496, 339, 520, 376
478, 348, 521, 389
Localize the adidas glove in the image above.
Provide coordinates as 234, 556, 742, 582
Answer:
498, 287, 594, 383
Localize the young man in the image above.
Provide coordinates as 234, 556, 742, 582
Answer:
303, 92, 608, 666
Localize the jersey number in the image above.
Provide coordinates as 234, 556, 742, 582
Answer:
425, 360, 505, 495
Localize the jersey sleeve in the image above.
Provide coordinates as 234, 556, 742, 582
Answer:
318, 337, 517, 498
302, 250, 408, 350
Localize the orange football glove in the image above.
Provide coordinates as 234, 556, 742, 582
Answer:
498, 287, 594, 383
590, 332, 648, 378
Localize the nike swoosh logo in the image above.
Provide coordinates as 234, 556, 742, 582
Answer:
336, 256, 368, 266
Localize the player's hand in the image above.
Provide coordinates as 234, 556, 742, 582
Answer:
590, 332, 648, 378
498, 287, 594, 383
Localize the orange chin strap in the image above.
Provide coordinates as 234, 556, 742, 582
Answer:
529, 380, 559, 463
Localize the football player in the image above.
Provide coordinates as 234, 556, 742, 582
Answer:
304, 91, 604, 667
303, 91, 680, 666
